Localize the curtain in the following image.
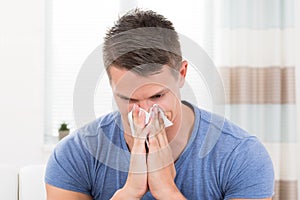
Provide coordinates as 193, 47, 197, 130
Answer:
208, 0, 299, 199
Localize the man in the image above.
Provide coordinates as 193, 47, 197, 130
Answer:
45, 9, 274, 199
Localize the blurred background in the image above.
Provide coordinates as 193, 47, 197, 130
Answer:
0, 0, 299, 199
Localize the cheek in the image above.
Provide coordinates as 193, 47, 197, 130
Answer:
114, 99, 132, 129
159, 99, 180, 121
114, 97, 129, 114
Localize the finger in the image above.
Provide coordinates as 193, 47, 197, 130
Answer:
156, 132, 167, 148
147, 136, 174, 173
156, 110, 168, 147
132, 104, 147, 138
148, 106, 168, 148
148, 134, 159, 153
132, 137, 146, 154
171, 165, 176, 179
147, 135, 160, 173
132, 104, 140, 125
138, 109, 146, 128
130, 137, 147, 174
147, 105, 161, 138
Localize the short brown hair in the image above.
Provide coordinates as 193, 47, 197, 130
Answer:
103, 9, 182, 77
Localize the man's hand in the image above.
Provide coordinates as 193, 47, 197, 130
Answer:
146, 105, 186, 199
112, 105, 148, 199
113, 104, 186, 200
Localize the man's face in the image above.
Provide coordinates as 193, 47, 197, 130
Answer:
109, 64, 186, 134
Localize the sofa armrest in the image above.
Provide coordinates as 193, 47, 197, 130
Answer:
19, 164, 46, 200
0, 165, 18, 200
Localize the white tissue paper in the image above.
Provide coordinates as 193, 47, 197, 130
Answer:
127, 105, 173, 137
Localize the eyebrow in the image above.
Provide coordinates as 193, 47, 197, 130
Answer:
115, 93, 138, 101
115, 88, 169, 101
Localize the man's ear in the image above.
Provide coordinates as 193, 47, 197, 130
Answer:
178, 60, 188, 88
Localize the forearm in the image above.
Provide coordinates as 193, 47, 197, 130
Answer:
152, 183, 187, 200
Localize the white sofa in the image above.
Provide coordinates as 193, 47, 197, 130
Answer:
0, 164, 46, 200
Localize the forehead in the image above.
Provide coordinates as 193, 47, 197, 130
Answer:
109, 65, 177, 95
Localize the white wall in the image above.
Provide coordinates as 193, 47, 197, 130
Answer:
0, 0, 48, 167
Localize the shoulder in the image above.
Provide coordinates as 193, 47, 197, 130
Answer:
53, 112, 125, 167
48, 111, 119, 160
46, 111, 121, 176
189, 103, 273, 165
77, 111, 120, 137
190, 104, 274, 199
190, 105, 274, 197
61, 111, 120, 145
45, 112, 123, 193
197, 107, 250, 140
189, 104, 252, 157
52, 111, 129, 172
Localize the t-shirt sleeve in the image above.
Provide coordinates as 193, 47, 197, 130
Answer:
223, 137, 275, 199
45, 132, 93, 196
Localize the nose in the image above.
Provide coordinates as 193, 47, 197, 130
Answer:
138, 99, 153, 112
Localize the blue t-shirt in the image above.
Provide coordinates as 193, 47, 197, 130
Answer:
45, 102, 274, 199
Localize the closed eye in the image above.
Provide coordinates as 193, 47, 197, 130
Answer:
150, 93, 165, 99
123, 97, 139, 103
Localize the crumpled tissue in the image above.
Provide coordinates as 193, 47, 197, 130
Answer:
127, 105, 173, 137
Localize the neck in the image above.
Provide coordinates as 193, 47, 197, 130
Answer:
124, 102, 195, 159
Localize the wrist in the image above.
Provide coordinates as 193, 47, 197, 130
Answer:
169, 190, 186, 200
157, 191, 186, 200
111, 188, 141, 200
153, 184, 186, 200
